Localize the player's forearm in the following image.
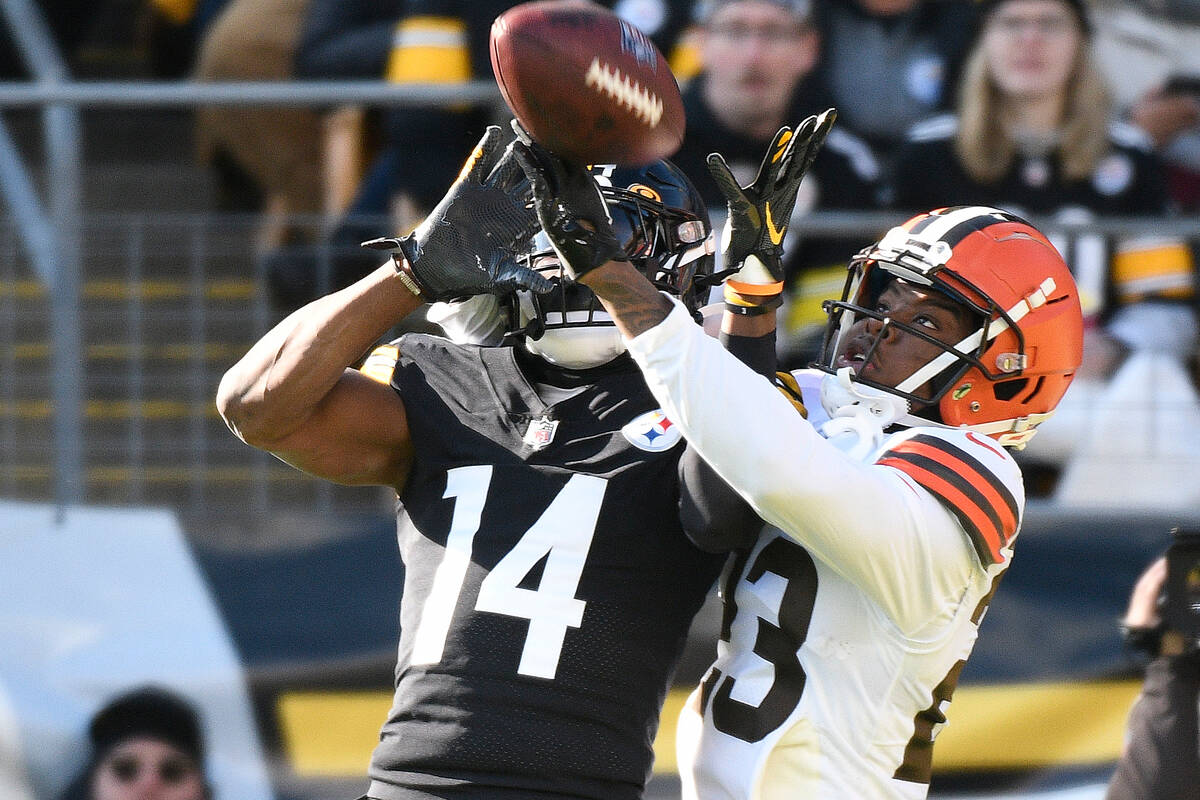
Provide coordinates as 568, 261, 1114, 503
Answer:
579, 260, 673, 338
217, 262, 421, 446
719, 286, 780, 377
626, 303, 816, 506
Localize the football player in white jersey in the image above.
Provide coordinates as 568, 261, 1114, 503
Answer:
512, 111, 1085, 799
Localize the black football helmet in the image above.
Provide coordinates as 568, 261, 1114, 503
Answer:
508, 159, 715, 367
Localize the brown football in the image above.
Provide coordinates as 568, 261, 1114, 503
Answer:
490, 0, 685, 166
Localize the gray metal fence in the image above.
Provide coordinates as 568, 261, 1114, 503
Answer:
3, 0, 1200, 517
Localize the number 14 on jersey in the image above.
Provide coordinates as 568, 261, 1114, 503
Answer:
410, 465, 607, 679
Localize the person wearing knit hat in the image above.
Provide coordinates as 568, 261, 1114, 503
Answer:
58, 687, 211, 800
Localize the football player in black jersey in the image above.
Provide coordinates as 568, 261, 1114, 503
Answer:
217, 124, 766, 800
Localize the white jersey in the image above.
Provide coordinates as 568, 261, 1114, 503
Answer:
625, 302, 1025, 800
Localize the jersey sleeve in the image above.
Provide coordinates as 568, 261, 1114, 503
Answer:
626, 300, 1015, 630
677, 449, 761, 553
874, 429, 1023, 568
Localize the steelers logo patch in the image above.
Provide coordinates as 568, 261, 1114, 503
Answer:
622, 409, 682, 452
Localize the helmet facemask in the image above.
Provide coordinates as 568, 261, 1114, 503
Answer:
506, 162, 714, 368
817, 251, 993, 415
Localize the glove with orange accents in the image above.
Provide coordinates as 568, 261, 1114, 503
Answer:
707, 108, 836, 296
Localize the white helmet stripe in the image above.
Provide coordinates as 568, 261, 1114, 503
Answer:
894, 277, 1057, 394
907, 206, 1012, 247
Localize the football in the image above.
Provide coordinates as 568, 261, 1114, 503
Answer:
490, 0, 685, 166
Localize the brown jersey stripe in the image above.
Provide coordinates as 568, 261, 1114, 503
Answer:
880, 454, 1003, 565
893, 437, 1019, 531
877, 437, 1018, 566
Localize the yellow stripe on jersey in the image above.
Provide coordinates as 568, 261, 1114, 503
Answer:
667, 33, 704, 84
149, 0, 198, 24
785, 263, 846, 331
386, 16, 470, 84
774, 371, 808, 417
359, 344, 399, 385
1112, 237, 1195, 303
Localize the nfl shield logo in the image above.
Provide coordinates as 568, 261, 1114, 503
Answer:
523, 416, 560, 451
622, 410, 683, 452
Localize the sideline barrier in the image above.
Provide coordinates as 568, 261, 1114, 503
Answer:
2, 502, 1194, 798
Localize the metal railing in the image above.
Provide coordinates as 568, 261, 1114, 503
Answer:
0, 0, 508, 511
4, 0, 1200, 517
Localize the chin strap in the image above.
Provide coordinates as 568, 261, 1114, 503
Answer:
821, 368, 1053, 451
819, 368, 909, 460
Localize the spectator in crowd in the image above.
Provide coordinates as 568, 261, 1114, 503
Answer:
269, 0, 698, 315
217, 126, 765, 799
192, 0, 325, 252
58, 686, 211, 800
889, 0, 1198, 501
671, 0, 884, 367
1091, 0, 1200, 211
143, 0, 232, 77
265, 0, 410, 314
811, 0, 979, 171
1107, 553, 1200, 799
513, 110, 1085, 799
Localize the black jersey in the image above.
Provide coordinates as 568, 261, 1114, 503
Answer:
891, 114, 1170, 217
890, 114, 1193, 321
367, 335, 728, 800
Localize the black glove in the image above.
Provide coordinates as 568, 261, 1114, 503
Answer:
509, 122, 625, 281
707, 108, 836, 291
361, 125, 549, 302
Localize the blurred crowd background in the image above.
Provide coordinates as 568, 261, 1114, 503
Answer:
3, 0, 1200, 798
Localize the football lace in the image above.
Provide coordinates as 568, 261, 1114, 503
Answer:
583, 57, 664, 128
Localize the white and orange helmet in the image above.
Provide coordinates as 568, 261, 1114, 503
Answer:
816, 206, 1084, 447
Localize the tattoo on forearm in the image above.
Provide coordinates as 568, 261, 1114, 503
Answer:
588, 272, 672, 338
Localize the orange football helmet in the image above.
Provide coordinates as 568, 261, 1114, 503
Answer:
817, 206, 1084, 447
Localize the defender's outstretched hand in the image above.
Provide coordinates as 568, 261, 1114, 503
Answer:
707, 108, 836, 294
509, 122, 625, 281
362, 125, 549, 301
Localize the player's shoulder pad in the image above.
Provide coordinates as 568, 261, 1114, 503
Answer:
1108, 119, 1155, 153
773, 371, 808, 417
874, 427, 1024, 568
823, 127, 882, 182
905, 113, 958, 144
358, 337, 405, 386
